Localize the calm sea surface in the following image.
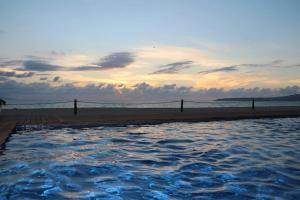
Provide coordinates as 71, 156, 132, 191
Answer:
0, 118, 300, 199
5, 100, 300, 109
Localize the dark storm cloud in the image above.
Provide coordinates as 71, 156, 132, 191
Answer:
151, 61, 193, 74
0, 71, 35, 78
198, 66, 238, 74
40, 77, 48, 81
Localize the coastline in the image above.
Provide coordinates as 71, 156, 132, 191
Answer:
1, 106, 300, 145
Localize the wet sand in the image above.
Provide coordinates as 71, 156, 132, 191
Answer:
1, 106, 300, 145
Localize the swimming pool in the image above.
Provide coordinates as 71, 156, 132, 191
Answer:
0, 118, 300, 199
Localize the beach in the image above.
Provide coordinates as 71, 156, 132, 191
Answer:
1, 106, 300, 145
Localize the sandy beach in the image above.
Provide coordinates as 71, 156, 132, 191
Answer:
1, 106, 300, 145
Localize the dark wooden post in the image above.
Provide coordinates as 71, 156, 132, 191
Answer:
74, 99, 77, 115
252, 98, 255, 110
181, 99, 184, 112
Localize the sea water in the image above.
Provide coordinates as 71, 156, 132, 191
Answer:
4, 100, 300, 109
0, 118, 299, 199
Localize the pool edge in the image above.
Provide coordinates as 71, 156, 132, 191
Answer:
1, 106, 300, 145
0, 122, 16, 146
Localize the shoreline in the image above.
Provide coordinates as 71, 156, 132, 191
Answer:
1, 106, 300, 145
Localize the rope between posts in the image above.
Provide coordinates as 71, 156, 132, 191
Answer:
6, 100, 218, 106
5, 100, 181, 106
7, 101, 73, 106
184, 100, 214, 104
6, 100, 241, 106
77, 100, 179, 105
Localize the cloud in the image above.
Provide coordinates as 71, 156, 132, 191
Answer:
53, 76, 60, 82
234, 59, 285, 68
95, 52, 135, 70
198, 66, 238, 74
0, 58, 65, 72
21, 60, 64, 71
40, 77, 48, 81
273, 63, 300, 68
149, 59, 295, 75
50, 50, 65, 56
71, 66, 102, 71
269, 59, 284, 65
63, 52, 135, 71
197, 60, 296, 74
2, 55, 298, 77
1, 80, 299, 103
4, 52, 135, 72
151, 61, 193, 74
0, 59, 24, 67
0, 71, 35, 78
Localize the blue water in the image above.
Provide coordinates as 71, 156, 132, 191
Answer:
0, 118, 300, 199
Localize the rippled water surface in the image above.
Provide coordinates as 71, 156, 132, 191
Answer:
0, 118, 300, 199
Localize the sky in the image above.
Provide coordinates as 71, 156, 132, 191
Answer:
0, 0, 300, 101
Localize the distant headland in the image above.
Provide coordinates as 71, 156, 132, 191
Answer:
215, 94, 300, 101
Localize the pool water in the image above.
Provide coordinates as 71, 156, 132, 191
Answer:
0, 118, 300, 199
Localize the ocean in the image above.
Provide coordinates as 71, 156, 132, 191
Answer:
4, 100, 300, 109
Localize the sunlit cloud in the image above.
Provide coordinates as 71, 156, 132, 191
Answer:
0, 59, 24, 67
21, 60, 64, 71
6, 52, 135, 72
1, 79, 299, 102
95, 52, 135, 70
151, 61, 193, 74
0, 45, 299, 90
198, 66, 238, 74
197, 60, 300, 74
136, 45, 217, 67
0, 71, 35, 78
